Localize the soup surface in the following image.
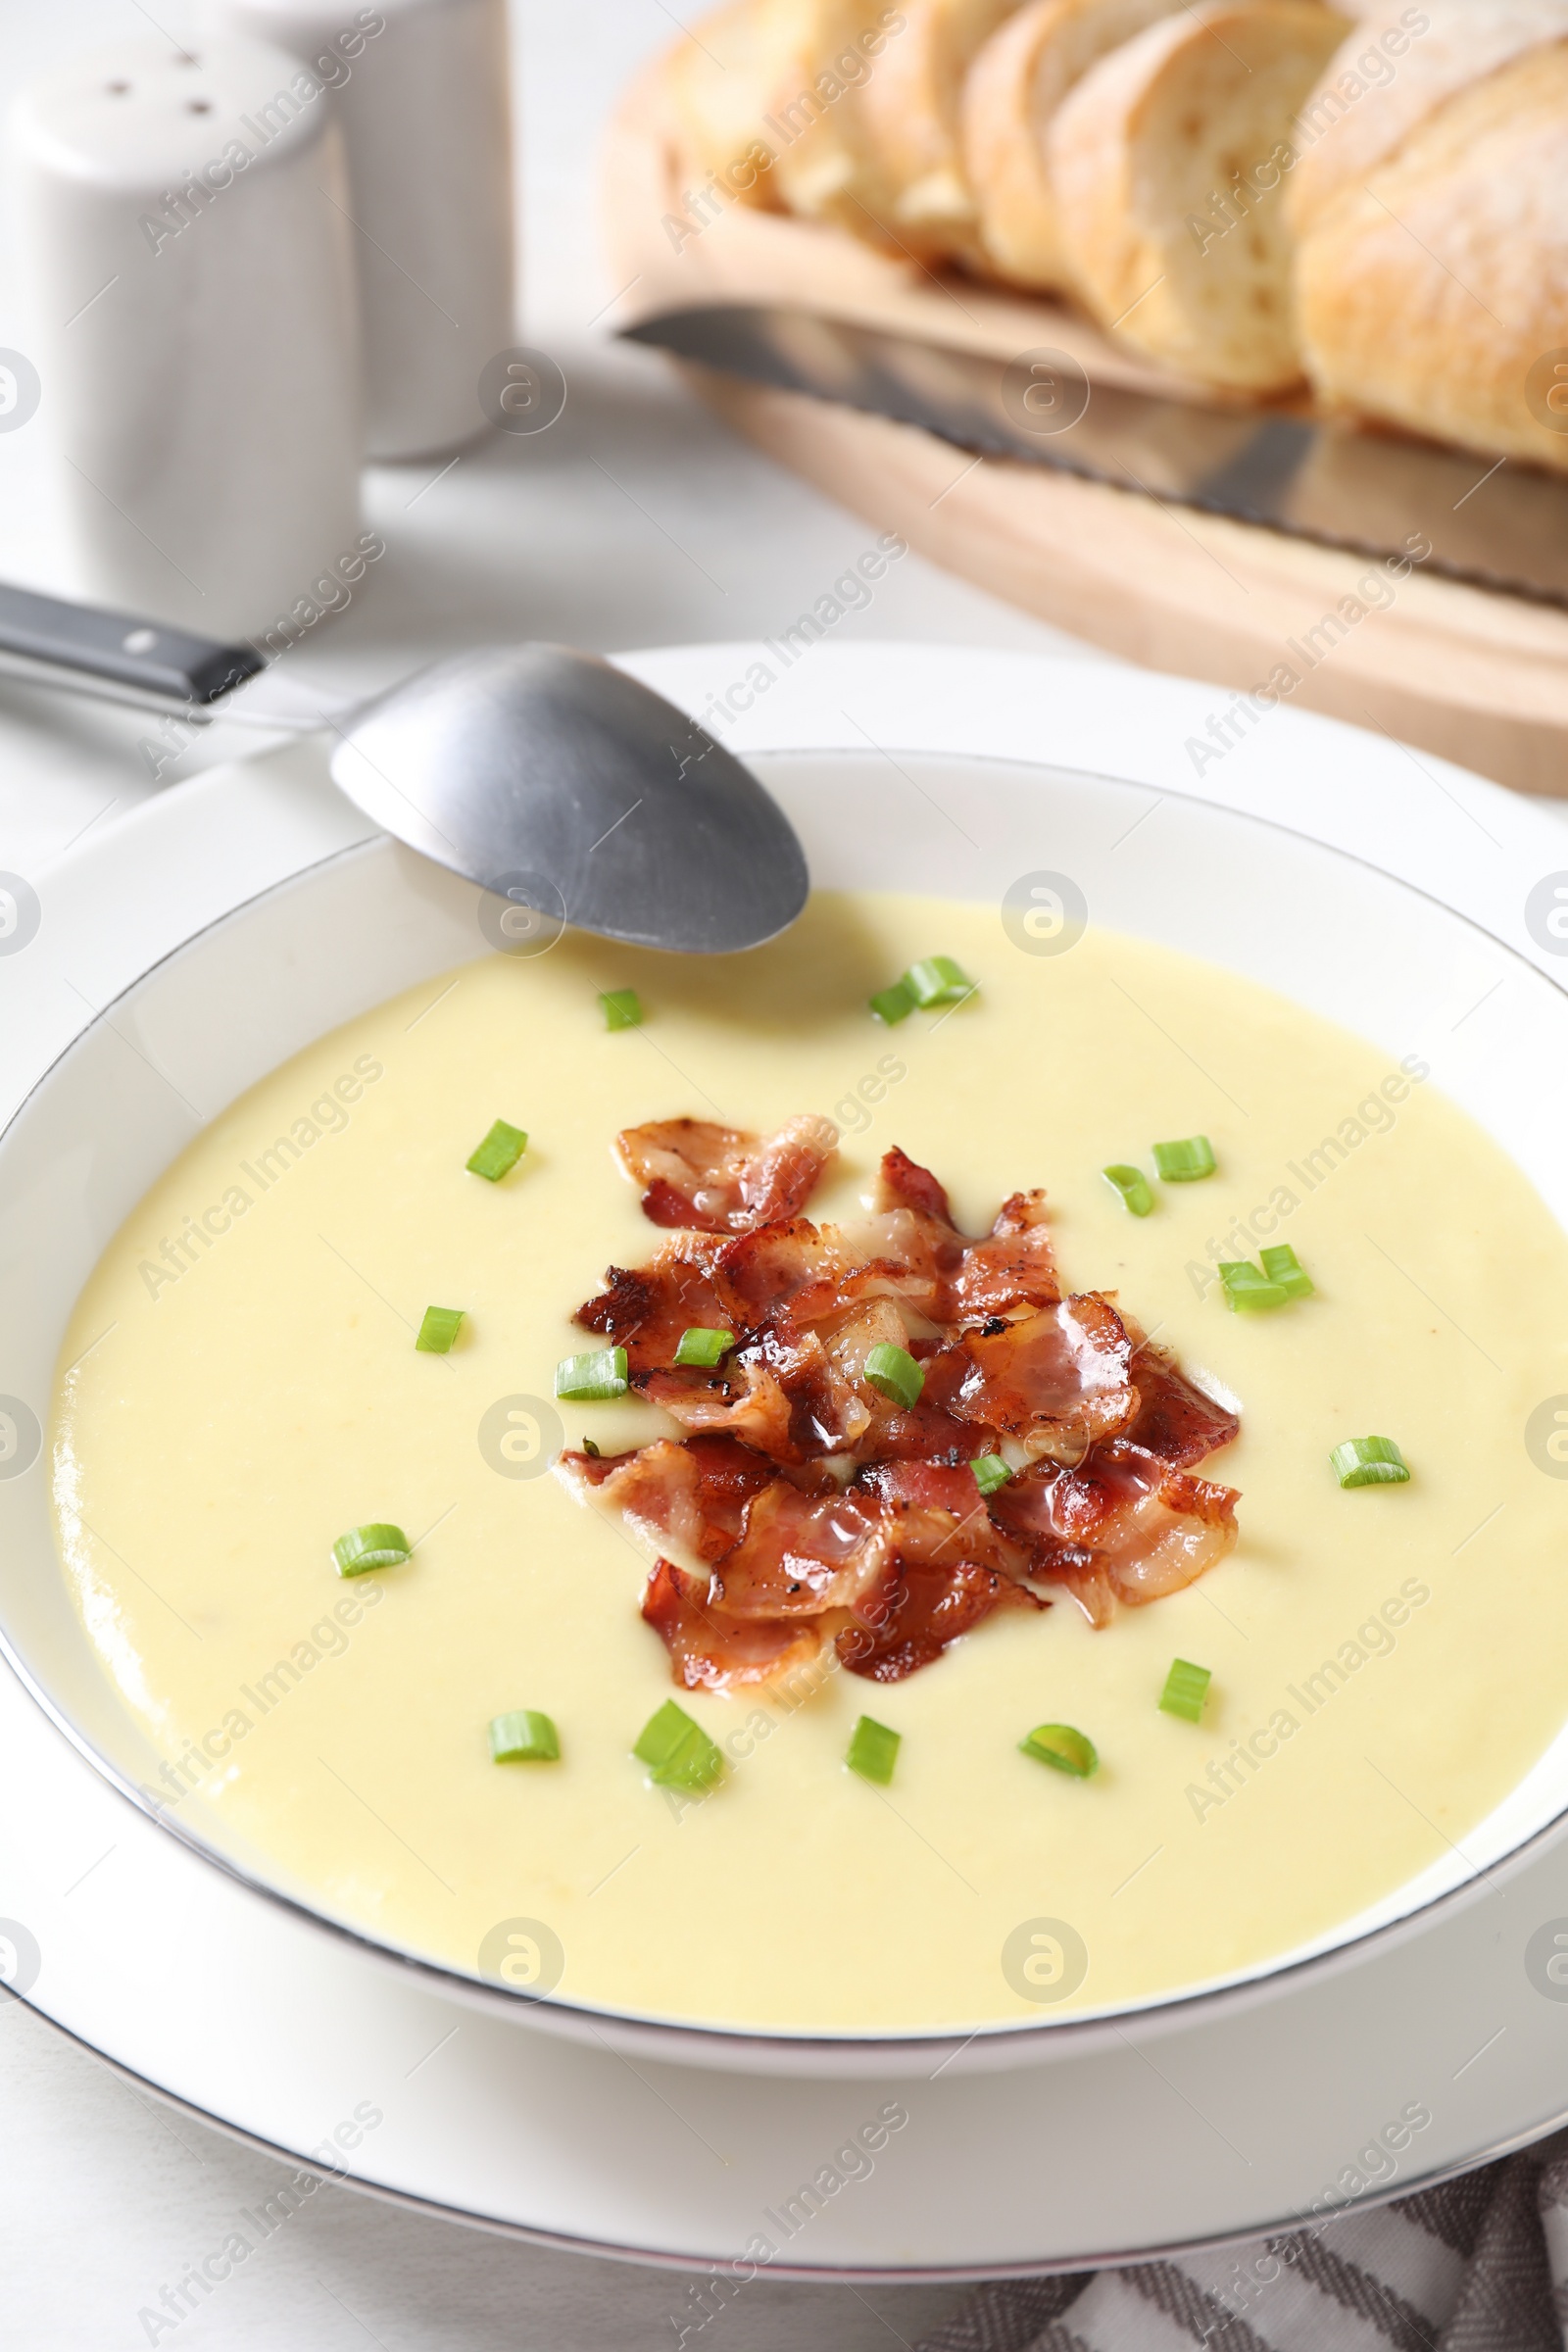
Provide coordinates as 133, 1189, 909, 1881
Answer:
49, 892, 1568, 2031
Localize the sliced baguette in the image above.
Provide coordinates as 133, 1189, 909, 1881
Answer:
960, 0, 1188, 288
661, 0, 797, 212
1289, 1, 1568, 236
1049, 1, 1349, 391
765, 1, 914, 244
1296, 39, 1568, 472
855, 0, 1031, 256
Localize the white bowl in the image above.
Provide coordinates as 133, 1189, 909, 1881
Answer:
6, 643, 1568, 2098
9, 649, 1568, 2277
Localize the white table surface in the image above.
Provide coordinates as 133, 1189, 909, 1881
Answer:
0, 1, 1086, 2342
8, 8, 1564, 2343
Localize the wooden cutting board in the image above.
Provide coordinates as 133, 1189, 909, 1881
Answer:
603, 62, 1568, 799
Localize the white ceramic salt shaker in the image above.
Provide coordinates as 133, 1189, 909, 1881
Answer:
8, 36, 363, 642
201, 0, 514, 460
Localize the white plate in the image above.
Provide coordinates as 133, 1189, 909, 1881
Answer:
6, 642, 1568, 2274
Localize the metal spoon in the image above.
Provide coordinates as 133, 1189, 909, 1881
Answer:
0, 581, 808, 955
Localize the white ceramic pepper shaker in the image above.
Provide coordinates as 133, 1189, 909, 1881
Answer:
200, 0, 515, 460
8, 35, 363, 642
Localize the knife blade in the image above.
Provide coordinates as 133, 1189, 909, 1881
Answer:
622, 303, 1568, 610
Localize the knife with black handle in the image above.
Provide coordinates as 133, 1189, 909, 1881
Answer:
622, 303, 1568, 610
0, 579, 266, 713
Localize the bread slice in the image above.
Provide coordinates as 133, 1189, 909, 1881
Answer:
1297, 39, 1568, 472
960, 0, 1188, 288
1289, 0, 1568, 238
765, 1, 914, 246
662, 0, 798, 212
855, 0, 1031, 257
1048, 0, 1350, 390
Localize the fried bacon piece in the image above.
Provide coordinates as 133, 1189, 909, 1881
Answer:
710, 1483, 895, 1617
823, 1462, 1046, 1681
879, 1144, 955, 1225
637, 1352, 798, 1460
642, 1558, 827, 1690
640, 1321, 877, 1463
1124, 1342, 1240, 1468
559, 1433, 778, 1566
944, 1190, 1060, 1323
710, 1219, 834, 1327
681, 1434, 789, 1554
952, 1294, 1136, 1463
557, 1438, 705, 1559
768, 1212, 945, 1336
617, 1114, 836, 1233
874, 1150, 1058, 1324
838, 1557, 1041, 1682
856, 1347, 993, 1465
991, 1441, 1239, 1626
573, 1235, 728, 1374
559, 1123, 1245, 1688
856, 1459, 1033, 1584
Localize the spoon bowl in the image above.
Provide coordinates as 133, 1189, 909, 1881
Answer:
328, 643, 809, 955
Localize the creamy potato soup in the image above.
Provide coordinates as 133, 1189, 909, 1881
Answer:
49, 893, 1568, 2032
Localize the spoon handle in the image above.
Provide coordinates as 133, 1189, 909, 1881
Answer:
0, 580, 262, 713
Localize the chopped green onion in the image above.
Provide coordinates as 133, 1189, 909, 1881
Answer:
863, 1342, 924, 1408
581, 1437, 602, 1459
555, 1347, 628, 1401
489, 1708, 561, 1763
1219, 1249, 1314, 1311
1153, 1136, 1216, 1183
846, 1714, 901, 1784
332, 1523, 411, 1578
1102, 1163, 1154, 1217
466, 1119, 527, 1181
416, 1304, 466, 1353
600, 988, 643, 1030
674, 1326, 735, 1368
871, 958, 977, 1019
1260, 1244, 1314, 1299
869, 978, 916, 1026
1331, 1436, 1411, 1489
1020, 1723, 1098, 1778
971, 1453, 1012, 1497
906, 955, 975, 1008
1159, 1659, 1212, 1723
633, 1699, 724, 1791
1219, 1259, 1288, 1312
